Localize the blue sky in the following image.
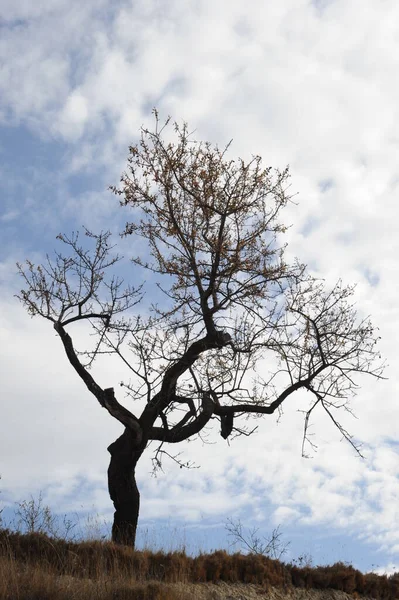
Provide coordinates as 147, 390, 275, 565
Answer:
1, 0, 399, 575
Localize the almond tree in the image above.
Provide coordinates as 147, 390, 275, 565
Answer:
17, 113, 384, 547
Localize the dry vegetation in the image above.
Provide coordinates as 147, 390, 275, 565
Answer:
1, 528, 398, 600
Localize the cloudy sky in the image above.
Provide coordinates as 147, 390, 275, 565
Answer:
1, 0, 399, 575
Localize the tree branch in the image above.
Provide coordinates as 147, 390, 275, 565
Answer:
148, 391, 215, 442
140, 331, 231, 430
54, 322, 142, 443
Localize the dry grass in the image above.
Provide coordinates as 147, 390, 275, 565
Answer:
0, 528, 398, 600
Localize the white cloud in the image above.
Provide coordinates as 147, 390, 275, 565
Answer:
59, 92, 89, 141
0, 0, 71, 21
374, 562, 399, 577
0, 210, 19, 223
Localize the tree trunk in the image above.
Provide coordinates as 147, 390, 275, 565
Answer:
107, 428, 143, 547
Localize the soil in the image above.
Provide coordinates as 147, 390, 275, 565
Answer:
168, 582, 372, 600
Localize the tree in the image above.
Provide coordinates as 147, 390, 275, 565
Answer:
225, 517, 290, 560
17, 112, 385, 547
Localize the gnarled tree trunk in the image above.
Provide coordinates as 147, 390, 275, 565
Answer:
107, 428, 143, 547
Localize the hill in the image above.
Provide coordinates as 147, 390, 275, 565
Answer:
1, 528, 398, 600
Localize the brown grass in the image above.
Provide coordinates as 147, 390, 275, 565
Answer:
0, 528, 398, 600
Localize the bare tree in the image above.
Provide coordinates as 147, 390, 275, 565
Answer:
17, 112, 385, 547
225, 518, 289, 560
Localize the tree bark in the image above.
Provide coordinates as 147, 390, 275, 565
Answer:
107, 428, 143, 547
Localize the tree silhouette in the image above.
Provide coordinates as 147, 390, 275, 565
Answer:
17, 112, 384, 546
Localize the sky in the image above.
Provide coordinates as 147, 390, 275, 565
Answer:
0, 0, 399, 576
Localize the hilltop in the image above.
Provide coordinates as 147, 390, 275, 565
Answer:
1, 528, 398, 600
